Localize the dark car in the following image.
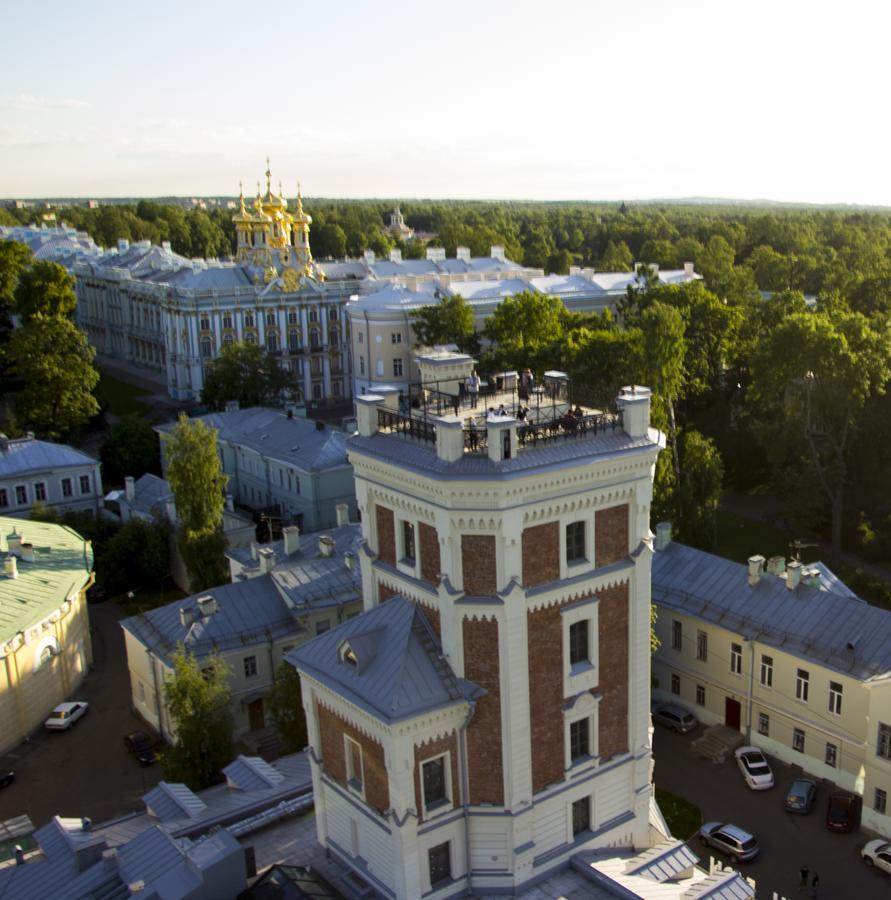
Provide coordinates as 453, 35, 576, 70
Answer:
0, 771, 14, 789
699, 822, 759, 862
784, 777, 817, 813
826, 793, 856, 832
124, 731, 157, 766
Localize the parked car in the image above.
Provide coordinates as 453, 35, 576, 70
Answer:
826, 793, 856, 832
0, 771, 14, 789
862, 840, 891, 873
44, 701, 89, 731
699, 822, 760, 862
124, 731, 157, 766
784, 778, 817, 813
735, 746, 775, 790
651, 703, 698, 733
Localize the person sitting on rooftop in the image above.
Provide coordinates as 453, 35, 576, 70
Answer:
497, 404, 507, 416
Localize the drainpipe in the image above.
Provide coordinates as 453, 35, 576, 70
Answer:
458, 700, 477, 896
148, 650, 164, 737
745, 639, 755, 743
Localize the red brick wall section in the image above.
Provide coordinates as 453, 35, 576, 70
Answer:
419, 522, 440, 585
522, 522, 560, 587
461, 534, 497, 596
597, 582, 629, 760
378, 582, 398, 603
376, 505, 396, 566
418, 601, 441, 639
316, 702, 390, 814
596, 504, 629, 566
527, 600, 566, 793
463, 616, 504, 805
413, 732, 460, 820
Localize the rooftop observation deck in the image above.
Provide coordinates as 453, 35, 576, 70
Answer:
352, 373, 659, 477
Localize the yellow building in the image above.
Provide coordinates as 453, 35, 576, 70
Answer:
0, 518, 94, 754
652, 526, 891, 839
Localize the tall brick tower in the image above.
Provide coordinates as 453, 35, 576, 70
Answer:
291, 380, 663, 898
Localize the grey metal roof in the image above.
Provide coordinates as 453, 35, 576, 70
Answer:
624, 839, 699, 880
143, 782, 207, 822
115, 826, 188, 886
128, 473, 173, 517
0, 435, 98, 479
653, 541, 891, 681
682, 871, 756, 899
289, 596, 472, 724
156, 407, 350, 474
223, 755, 284, 792
119, 574, 300, 666
348, 427, 660, 481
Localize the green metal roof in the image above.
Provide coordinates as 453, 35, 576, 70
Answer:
0, 517, 93, 643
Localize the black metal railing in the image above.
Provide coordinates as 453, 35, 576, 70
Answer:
462, 424, 489, 453
378, 408, 436, 444
517, 409, 623, 447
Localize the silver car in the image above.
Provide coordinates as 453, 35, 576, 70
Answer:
652, 703, 698, 733
699, 822, 759, 862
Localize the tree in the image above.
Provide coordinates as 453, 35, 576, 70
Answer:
750, 310, 891, 563
13, 260, 77, 322
674, 431, 724, 549
567, 325, 643, 403
411, 294, 477, 354
201, 341, 296, 411
269, 662, 307, 753
99, 517, 171, 595
598, 239, 634, 271
164, 414, 229, 591
100, 415, 161, 485
0, 240, 31, 332
162, 647, 234, 789
9, 315, 100, 438
484, 291, 567, 371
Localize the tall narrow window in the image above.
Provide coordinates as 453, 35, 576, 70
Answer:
696, 631, 708, 662
401, 520, 415, 564
569, 620, 589, 666
570, 718, 590, 761
393, 358, 404, 377
428, 842, 451, 887
730, 642, 742, 675
879, 723, 891, 759
796, 668, 810, 702
671, 620, 682, 651
61, 478, 72, 498
876, 789, 887, 815
80, 474, 91, 494
15, 485, 27, 505
670, 673, 680, 695
825, 743, 837, 768
829, 681, 843, 715
760, 654, 773, 688
33, 482, 47, 502
696, 684, 705, 706
566, 521, 586, 564
793, 728, 805, 752
758, 713, 769, 736
572, 796, 591, 836
422, 755, 448, 808
345, 736, 363, 792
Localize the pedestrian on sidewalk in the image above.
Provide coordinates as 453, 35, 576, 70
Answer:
810, 872, 819, 898
799, 865, 809, 890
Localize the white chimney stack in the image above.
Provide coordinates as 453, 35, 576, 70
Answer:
225, 494, 234, 512
283, 525, 301, 555
336, 503, 349, 527
787, 560, 802, 590
258, 546, 275, 574
747, 555, 765, 587
179, 608, 194, 628
250, 541, 258, 561
7, 530, 22, 557
4, 556, 17, 579
197, 595, 218, 617
319, 535, 336, 557
124, 476, 136, 502
654, 522, 672, 552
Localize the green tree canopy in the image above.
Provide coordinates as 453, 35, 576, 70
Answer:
164, 414, 229, 590
9, 315, 100, 438
100, 415, 161, 485
411, 294, 478, 354
484, 291, 568, 371
269, 662, 307, 753
162, 647, 234, 789
201, 341, 296, 411
13, 260, 77, 322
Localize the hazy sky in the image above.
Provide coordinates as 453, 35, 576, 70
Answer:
2, 0, 888, 204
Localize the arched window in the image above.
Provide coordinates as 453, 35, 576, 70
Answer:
329, 327, 340, 345
245, 332, 257, 344
267, 332, 278, 352
310, 329, 321, 349
224, 333, 234, 346
289, 330, 301, 351
288, 310, 299, 324
266, 311, 276, 326
201, 337, 213, 359
222, 314, 233, 330
328, 307, 338, 321
244, 312, 255, 328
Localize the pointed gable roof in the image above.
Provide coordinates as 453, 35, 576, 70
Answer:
289, 596, 473, 724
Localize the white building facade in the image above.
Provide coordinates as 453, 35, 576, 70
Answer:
290, 384, 665, 898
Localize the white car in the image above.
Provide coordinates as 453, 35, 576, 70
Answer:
862, 840, 891, 873
734, 746, 774, 790
44, 701, 89, 731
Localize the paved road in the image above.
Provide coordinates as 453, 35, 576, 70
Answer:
654, 725, 890, 898
0, 601, 163, 829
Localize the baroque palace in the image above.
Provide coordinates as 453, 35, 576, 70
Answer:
70, 163, 700, 404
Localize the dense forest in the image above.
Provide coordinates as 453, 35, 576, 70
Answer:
3, 197, 891, 568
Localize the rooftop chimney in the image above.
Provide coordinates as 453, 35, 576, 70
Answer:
225, 493, 234, 512
179, 608, 194, 628
197, 595, 218, 617
282, 525, 300, 556
225, 400, 240, 413
786, 560, 802, 590
747, 555, 765, 587
684, 261, 695, 276
19, 543, 34, 563
124, 476, 136, 502
250, 541, 258, 561
766, 555, 786, 576
13, 845, 24, 866
654, 522, 672, 552
336, 503, 349, 527
258, 546, 275, 574
4, 556, 17, 579
7, 529, 22, 556
318, 535, 336, 558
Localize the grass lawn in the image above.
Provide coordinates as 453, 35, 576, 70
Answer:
655, 787, 702, 841
714, 510, 819, 567
97, 370, 153, 418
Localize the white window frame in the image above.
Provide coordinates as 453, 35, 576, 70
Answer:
14, 484, 27, 506
0, 487, 8, 508
397, 518, 417, 574
559, 514, 593, 578
33, 481, 47, 502
243, 655, 258, 678
730, 642, 742, 676
670, 673, 680, 695
420, 751, 453, 817
79, 474, 91, 495
60, 477, 73, 498
565, 520, 587, 567
825, 742, 837, 768
760, 654, 773, 688
391, 332, 402, 344
696, 630, 708, 662
829, 681, 843, 716
344, 735, 365, 798
561, 596, 598, 697
393, 357, 404, 377
671, 620, 682, 652
793, 727, 806, 752
796, 668, 810, 703
758, 712, 769, 736
696, 684, 705, 706
563, 690, 599, 773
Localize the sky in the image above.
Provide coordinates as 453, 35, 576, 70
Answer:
2, 0, 889, 205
